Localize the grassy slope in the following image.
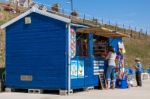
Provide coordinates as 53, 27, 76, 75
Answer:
0, 3, 26, 69
0, 3, 150, 69
124, 37, 150, 69
0, 3, 18, 68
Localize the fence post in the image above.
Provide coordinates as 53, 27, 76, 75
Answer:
101, 19, 103, 25
139, 29, 141, 39
130, 29, 133, 38
115, 23, 118, 31
123, 24, 126, 34
128, 25, 131, 36
83, 14, 85, 23
108, 20, 110, 25
134, 27, 137, 38
145, 30, 147, 39
104, 24, 106, 28
140, 29, 143, 39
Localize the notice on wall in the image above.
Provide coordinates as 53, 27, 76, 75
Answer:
71, 60, 84, 79
78, 60, 84, 78
71, 60, 78, 79
93, 60, 105, 75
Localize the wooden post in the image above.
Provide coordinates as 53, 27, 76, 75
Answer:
140, 29, 143, 39
123, 24, 126, 34
128, 25, 131, 36
139, 30, 141, 39
101, 19, 103, 25
62, 9, 64, 15
83, 14, 85, 23
130, 29, 133, 38
115, 23, 118, 31
134, 27, 137, 39
145, 30, 147, 39
104, 24, 106, 28
108, 21, 110, 25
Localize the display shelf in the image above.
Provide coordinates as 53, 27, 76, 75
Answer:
93, 41, 108, 56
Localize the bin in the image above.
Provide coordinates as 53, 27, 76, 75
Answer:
116, 79, 128, 89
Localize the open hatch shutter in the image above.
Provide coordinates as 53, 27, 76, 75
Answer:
77, 27, 130, 38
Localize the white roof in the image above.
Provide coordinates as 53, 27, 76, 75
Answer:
0, 7, 71, 29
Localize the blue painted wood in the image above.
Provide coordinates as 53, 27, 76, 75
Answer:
4, 12, 123, 90
5, 12, 68, 90
84, 57, 96, 87
84, 33, 98, 87
109, 37, 122, 54
88, 33, 93, 57
71, 57, 85, 89
71, 57, 100, 89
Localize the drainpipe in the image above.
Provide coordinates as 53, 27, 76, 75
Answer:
68, 23, 71, 95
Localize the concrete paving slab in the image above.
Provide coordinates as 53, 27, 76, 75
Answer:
0, 80, 150, 99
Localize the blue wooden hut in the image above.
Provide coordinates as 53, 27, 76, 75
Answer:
0, 7, 128, 93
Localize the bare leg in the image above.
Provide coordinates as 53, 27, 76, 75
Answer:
112, 81, 115, 89
106, 80, 111, 89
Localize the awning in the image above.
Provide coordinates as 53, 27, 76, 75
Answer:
77, 27, 130, 37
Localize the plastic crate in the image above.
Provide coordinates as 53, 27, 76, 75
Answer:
116, 79, 128, 89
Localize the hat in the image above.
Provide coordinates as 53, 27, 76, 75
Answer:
135, 58, 140, 61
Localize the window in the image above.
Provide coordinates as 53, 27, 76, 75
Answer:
93, 35, 109, 57
76, 33, 89, 57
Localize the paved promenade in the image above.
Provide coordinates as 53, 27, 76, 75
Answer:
0, 80, 150, 99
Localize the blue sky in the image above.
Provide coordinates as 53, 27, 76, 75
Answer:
34, 0, 149, 33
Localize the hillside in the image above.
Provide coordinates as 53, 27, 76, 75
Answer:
0, 3, 150, 70
124, 37, 150, 69
0, 3, 21, 68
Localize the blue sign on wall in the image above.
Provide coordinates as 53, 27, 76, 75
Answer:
71, 60, 84, 79
77, 60, 84, 78
71, 60, 78, 79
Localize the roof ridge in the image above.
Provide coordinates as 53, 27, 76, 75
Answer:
0, 7, 71, 29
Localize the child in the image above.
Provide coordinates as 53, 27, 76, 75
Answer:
134, 58, 143, 87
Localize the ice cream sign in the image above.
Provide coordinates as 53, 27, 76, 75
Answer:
70, 28, 76, 58
71, 60, 84, 79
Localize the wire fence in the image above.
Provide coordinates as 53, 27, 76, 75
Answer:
33, 1, 149, 39
1, 1, 149, 39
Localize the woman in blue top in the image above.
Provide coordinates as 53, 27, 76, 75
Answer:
134, 58, 143, 87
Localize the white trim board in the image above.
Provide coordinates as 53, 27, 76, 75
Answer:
0, 7, 71, 29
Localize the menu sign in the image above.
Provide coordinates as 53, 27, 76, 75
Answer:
93, 60, 105, 75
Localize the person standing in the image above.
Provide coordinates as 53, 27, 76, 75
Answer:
106, 46, 117, 89
134, 58, 143, 87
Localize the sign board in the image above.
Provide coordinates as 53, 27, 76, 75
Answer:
71, 60, 78, 79
20, 75, 33, 81
25, 17, 31, 24
78, 60, 84, 78
71, 60, 84, 79
93, 60, 105, 75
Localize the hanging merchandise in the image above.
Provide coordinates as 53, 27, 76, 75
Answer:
118, 42, 125, 70
70, 28, 76, 58
118, 42, 126, 54
118, 54, 124, 68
